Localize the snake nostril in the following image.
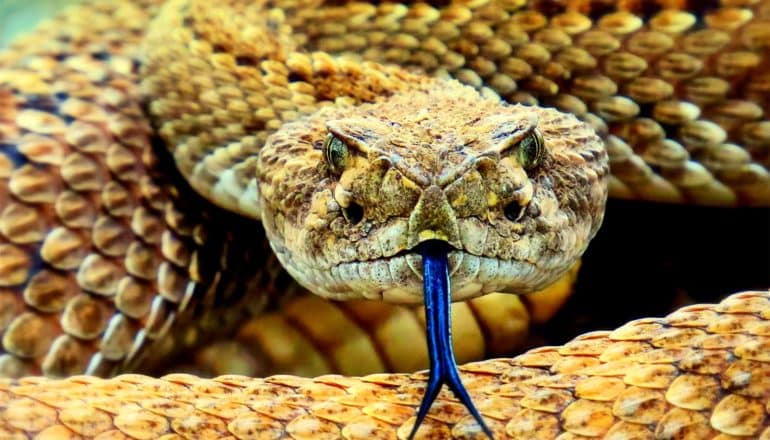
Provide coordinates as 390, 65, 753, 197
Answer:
343, 202, 364, 224
504, 202, 525, 222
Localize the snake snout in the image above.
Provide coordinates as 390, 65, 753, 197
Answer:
406, 185, 462, 250
405, 185, 465, 287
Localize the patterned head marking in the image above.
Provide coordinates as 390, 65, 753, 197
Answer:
258, 81, 609, 303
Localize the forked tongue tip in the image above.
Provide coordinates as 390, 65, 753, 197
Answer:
408, 241, 493, 440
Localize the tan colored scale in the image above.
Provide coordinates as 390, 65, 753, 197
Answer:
141, 0, 770, 211
0, 0, 586, 380
0, 291, 765, 439
0, 0, 294, 378
0, 1, 768, 439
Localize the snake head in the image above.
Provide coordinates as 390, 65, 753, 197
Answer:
258, 82, 608, 303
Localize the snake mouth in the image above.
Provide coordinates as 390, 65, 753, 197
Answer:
393, 239, 463, 278
320, 246, 545, 304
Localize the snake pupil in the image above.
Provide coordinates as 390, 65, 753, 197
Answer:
343, 202, 364, 224
517, 129, 544, 170
325, 134, 349, 175
504, 202, 524, 222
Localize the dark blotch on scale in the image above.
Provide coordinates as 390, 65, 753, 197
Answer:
20, 95, 58, 113
409, 241, 493, 440
1, 144, 29, 167
684, 0, 721, 16
91, 50, 111, 61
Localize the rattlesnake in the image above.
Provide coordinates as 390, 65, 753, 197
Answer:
0, 0, 768, 438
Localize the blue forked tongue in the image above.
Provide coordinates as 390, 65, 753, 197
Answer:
408, 241, 494, 440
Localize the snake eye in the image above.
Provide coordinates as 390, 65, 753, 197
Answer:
324, 134, 349, 175
517, 129, 545, 170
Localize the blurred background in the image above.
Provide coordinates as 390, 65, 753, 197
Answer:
0, 0, 79, 47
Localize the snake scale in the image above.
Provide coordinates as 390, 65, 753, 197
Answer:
0, 0, 769, 438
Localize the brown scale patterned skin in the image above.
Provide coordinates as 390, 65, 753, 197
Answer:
143, 0, 770, 211
140, 0, 770, 305
0, 0, 300, 377
0, 0, 768, 438
0, 0, 583, 378
0, 290, 768, 439
143, 0, 609, 303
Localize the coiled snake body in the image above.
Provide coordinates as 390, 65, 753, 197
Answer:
0, 0, 769, 438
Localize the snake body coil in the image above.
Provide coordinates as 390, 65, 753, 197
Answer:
0, 0, 768, 438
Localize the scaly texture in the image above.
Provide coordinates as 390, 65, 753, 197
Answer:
0, 290, 769, 439
256, 89, 607, 302
0, 0, 298, 377
0, 1, 768, 439
144, 0, 770, 211
186, 278, 577, 378
142, 0, 609, 303
0, 0, 604, 377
